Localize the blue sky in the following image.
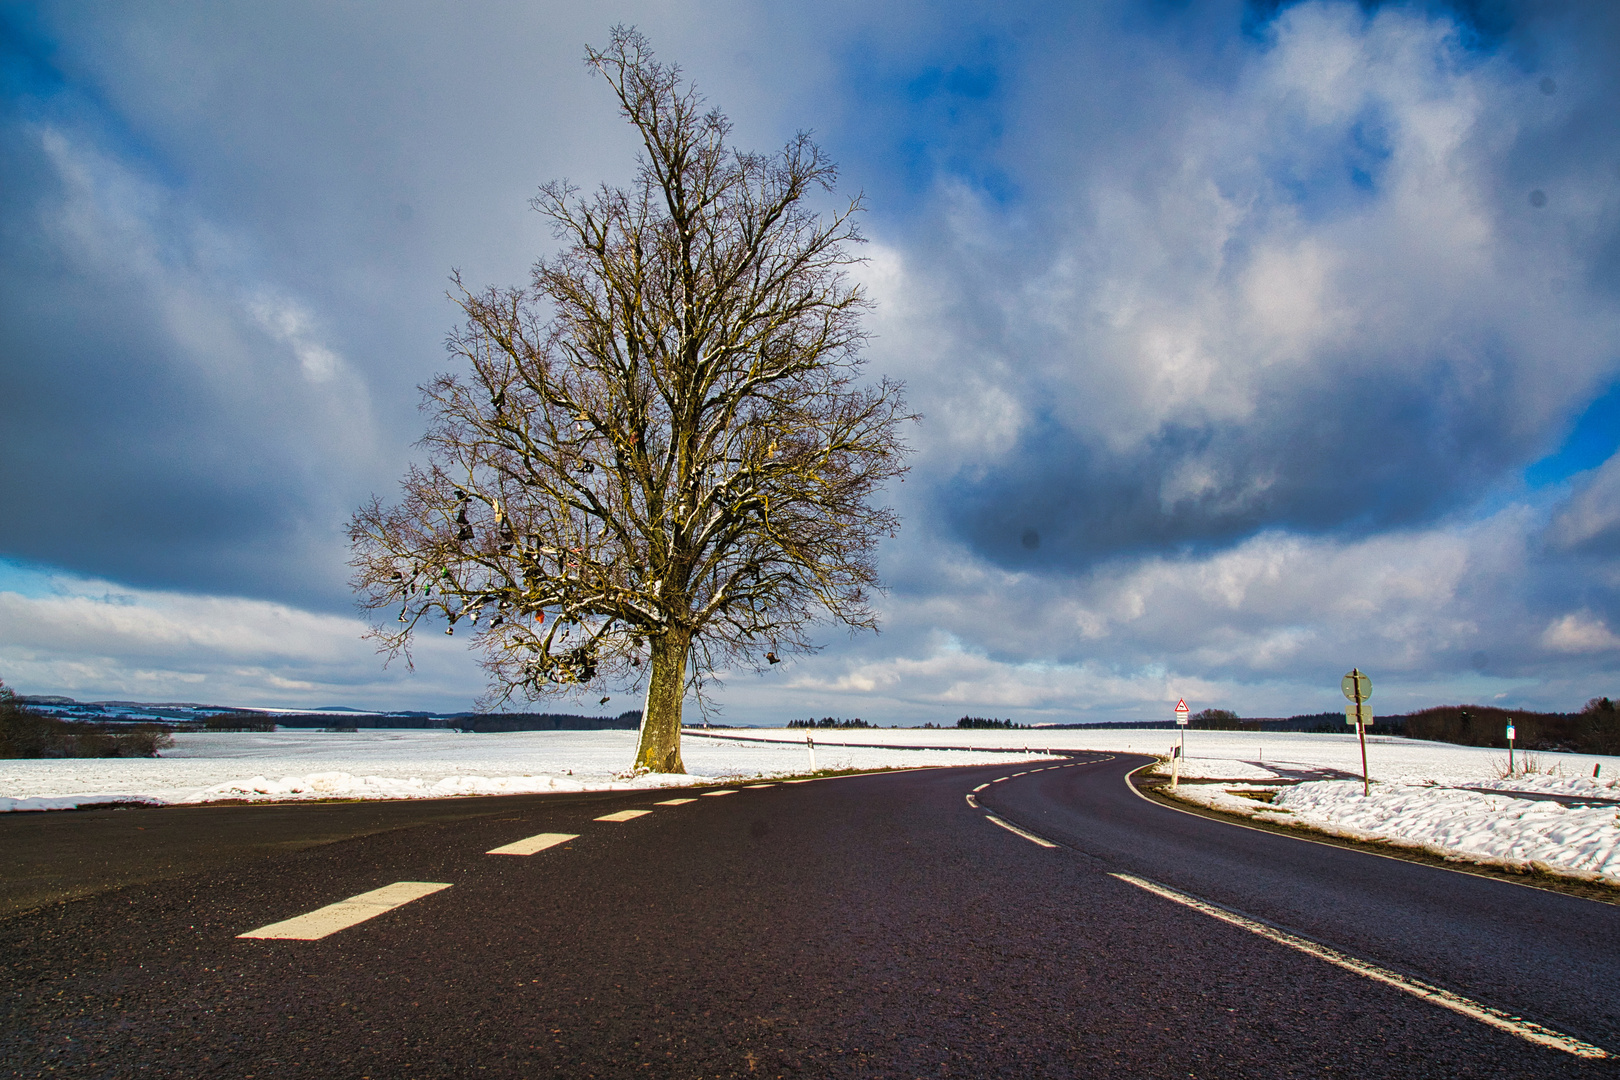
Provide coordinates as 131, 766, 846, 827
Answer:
1, 0, 1617, 721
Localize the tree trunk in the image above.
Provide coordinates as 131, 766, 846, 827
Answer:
634, 626, 690, 773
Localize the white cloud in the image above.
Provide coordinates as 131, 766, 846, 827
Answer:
1549, 451, 1620, 551
248, 293, 348, 383
0, 566, 484, 710
1541, 612, 1620, 655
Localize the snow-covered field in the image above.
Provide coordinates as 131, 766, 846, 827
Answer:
0, 728, 1057, 812
4, 724, 1616, 888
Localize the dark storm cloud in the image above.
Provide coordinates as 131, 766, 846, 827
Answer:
0, 1, 822, 616
949, 363, 1540, 570
0, 82, 372, 609
0, 2, 647, 611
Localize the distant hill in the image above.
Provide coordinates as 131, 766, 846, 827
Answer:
13, 695, 643, 733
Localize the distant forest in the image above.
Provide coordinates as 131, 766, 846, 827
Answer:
1061, 699, 1619, 755
257, 711, 642, 733
787, 717, 875, 729
452, 711, 642, 733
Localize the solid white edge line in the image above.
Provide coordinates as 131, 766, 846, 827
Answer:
486, 831, 579, 856
984, 813, 1058, 848
238, 881, 451, 940
1109, 871, 1608, 1060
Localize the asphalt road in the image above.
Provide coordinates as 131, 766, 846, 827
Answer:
2, 753, 1616, 1078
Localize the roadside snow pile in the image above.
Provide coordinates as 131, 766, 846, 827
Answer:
0, 728, 1056, 812
1168, 771, 1620, 885
1469, 772, 1620, 799
178, 769, 678, 804
1265, 781, 1620, 884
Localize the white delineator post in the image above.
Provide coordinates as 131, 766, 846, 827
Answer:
1173, 699, 1189, 791
806, 731, 816, 774
1506, 723, 1516, 776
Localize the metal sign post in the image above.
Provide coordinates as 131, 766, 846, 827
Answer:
1341, 669, 1372, 796
1171, 699, 1190, 791
1506, 723, 1516, 776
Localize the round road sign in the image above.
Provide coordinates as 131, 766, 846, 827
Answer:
1341, 669, 1371, 703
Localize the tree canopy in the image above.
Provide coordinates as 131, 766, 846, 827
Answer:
350, 28, 914, 773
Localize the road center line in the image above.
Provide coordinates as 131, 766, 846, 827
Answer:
966, 794, 979, 808
972, 783, 989, 792
701, 789, 738, 796
595, 809, 652, 821
238, 881, 451, 941
1109, 871, 1609, 1060
486, 832, 578, 856
656, 797, 698, 805
984, 813, 1059, 848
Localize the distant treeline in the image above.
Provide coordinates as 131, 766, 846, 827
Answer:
269, 713, 454, 731
1065, 698, 1619, 754
1, 685, 172, 759
202, 713, 279, 732
1400, 700, 1618, 755
253, 711, 643, 732
1040, 713, 1352, 733
956, 717, 1027, 730
1181, 710, 1396, 733
452, 711, 642, 733
787, 717, 875, 729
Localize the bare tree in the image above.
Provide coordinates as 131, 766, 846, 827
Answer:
350, 28, 914, 774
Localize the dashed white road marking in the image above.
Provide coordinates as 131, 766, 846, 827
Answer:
1111, 871, 1609, 1060
656, 797, 698, 805
966, 794, 980, 808
486, 832, 578, 856
984, 813, 1059, 848
238, 881, 451, 941
595, 809, 652, 821
972, 783, 989, 792
701, 789, 738, 797
747, 783, 777, 788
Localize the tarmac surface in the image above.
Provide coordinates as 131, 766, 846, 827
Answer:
2, 752, 1616, 1078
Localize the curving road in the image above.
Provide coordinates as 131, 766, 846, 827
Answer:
1, 752, 1615, 1078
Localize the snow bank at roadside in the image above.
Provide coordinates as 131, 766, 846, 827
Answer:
1171, 780, 1620, 885
176, 769, 686, 804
